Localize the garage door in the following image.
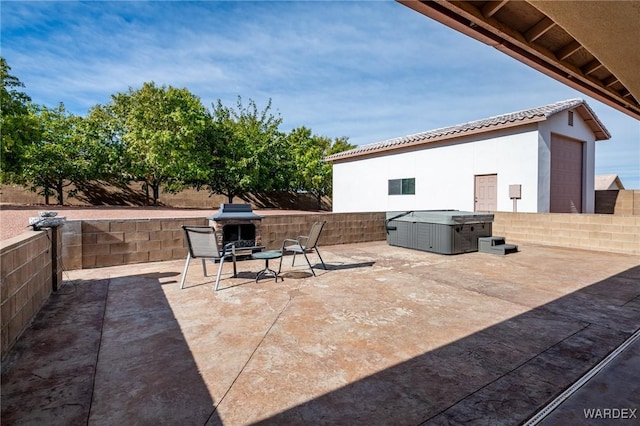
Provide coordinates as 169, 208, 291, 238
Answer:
550, 135, 583, 213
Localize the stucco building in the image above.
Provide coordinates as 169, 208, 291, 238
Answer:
326, 99, 610, 214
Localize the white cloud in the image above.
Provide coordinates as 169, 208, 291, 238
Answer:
2, 0, 638, 187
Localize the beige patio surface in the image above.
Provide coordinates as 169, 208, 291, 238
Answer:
2, 241, 639, 425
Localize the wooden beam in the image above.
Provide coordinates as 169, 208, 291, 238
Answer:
525, 17, 556, 43
582, 60, 603, 75
603, 75, 619, 88
482, 0, 508, 18
394, 0, 640, 119
556, 40, 582, 60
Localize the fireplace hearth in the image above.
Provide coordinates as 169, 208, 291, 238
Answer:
222, 223, 256, 248
208, 204, 263, 251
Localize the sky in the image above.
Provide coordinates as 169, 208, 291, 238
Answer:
2, 0, 639, 188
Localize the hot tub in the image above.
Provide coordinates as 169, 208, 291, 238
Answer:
385, 210, 494, 254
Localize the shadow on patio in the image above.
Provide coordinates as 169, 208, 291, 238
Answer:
1, 242, 639, 425
1, 268, 222, 425
257, 263, 640, 425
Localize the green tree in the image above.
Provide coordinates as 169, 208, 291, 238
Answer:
288, 127, 355, 209
20, 103, 88, 205
201, 97, 286, 202
83, 103, 128, 183
101, 82, 211, 205
0, 57, 39, 181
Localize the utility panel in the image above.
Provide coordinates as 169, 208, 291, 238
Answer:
509, 184, 522, 199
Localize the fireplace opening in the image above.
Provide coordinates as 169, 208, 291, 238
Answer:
223, 223, 256, 248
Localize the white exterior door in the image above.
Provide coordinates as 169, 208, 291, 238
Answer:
475, 174, 497, 212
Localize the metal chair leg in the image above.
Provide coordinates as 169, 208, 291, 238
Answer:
201, 258, 208, 277
302, 251, 316, 276
231, 255, 237, 278
180, 253, 192, 289
315, 248, 327, 270
214, 257, 225, 291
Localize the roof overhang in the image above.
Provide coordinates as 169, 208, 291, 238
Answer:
328, 118, 540, 163
397, 0, 640, 121
326, 98, 609, 163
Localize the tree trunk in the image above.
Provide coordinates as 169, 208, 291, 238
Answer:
56, 179, 64, 205
143, 182, 150, 206
152, 183, 160, 206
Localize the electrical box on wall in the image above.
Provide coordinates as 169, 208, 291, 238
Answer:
509, 184, 522, 199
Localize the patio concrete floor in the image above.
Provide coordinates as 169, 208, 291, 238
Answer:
2, 241, 639, 425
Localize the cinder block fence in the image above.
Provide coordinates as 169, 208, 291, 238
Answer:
493, 212, 640, 255
65, 212, 386, 270
3, 210, 638, 360
1, 212, 385, 358
1, 229, 62, 359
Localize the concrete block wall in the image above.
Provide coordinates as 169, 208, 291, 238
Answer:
614, 190, 640, 215
260, 212, 387, 250
493, 212, 640, 255
5, 210, 635, 360
595, 190, 640, 215
78, 218, 207, 269
60, 213, 387, 270
1, 228, 61, 359
61, 221, 82, 270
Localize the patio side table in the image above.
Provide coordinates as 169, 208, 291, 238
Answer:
252, 251, 282, 282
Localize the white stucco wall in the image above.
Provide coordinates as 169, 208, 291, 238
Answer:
332, 108, 600, 214
332, 125, 541, 213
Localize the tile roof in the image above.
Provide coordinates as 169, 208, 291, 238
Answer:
325, 99, 610, 162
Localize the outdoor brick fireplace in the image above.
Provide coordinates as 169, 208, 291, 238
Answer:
208, 204, 263, 250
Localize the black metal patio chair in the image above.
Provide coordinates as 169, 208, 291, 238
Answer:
278, 221, 327, 276
180, 226, 237, 291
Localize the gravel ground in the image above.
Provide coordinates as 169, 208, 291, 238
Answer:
0, 205, 310, 241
